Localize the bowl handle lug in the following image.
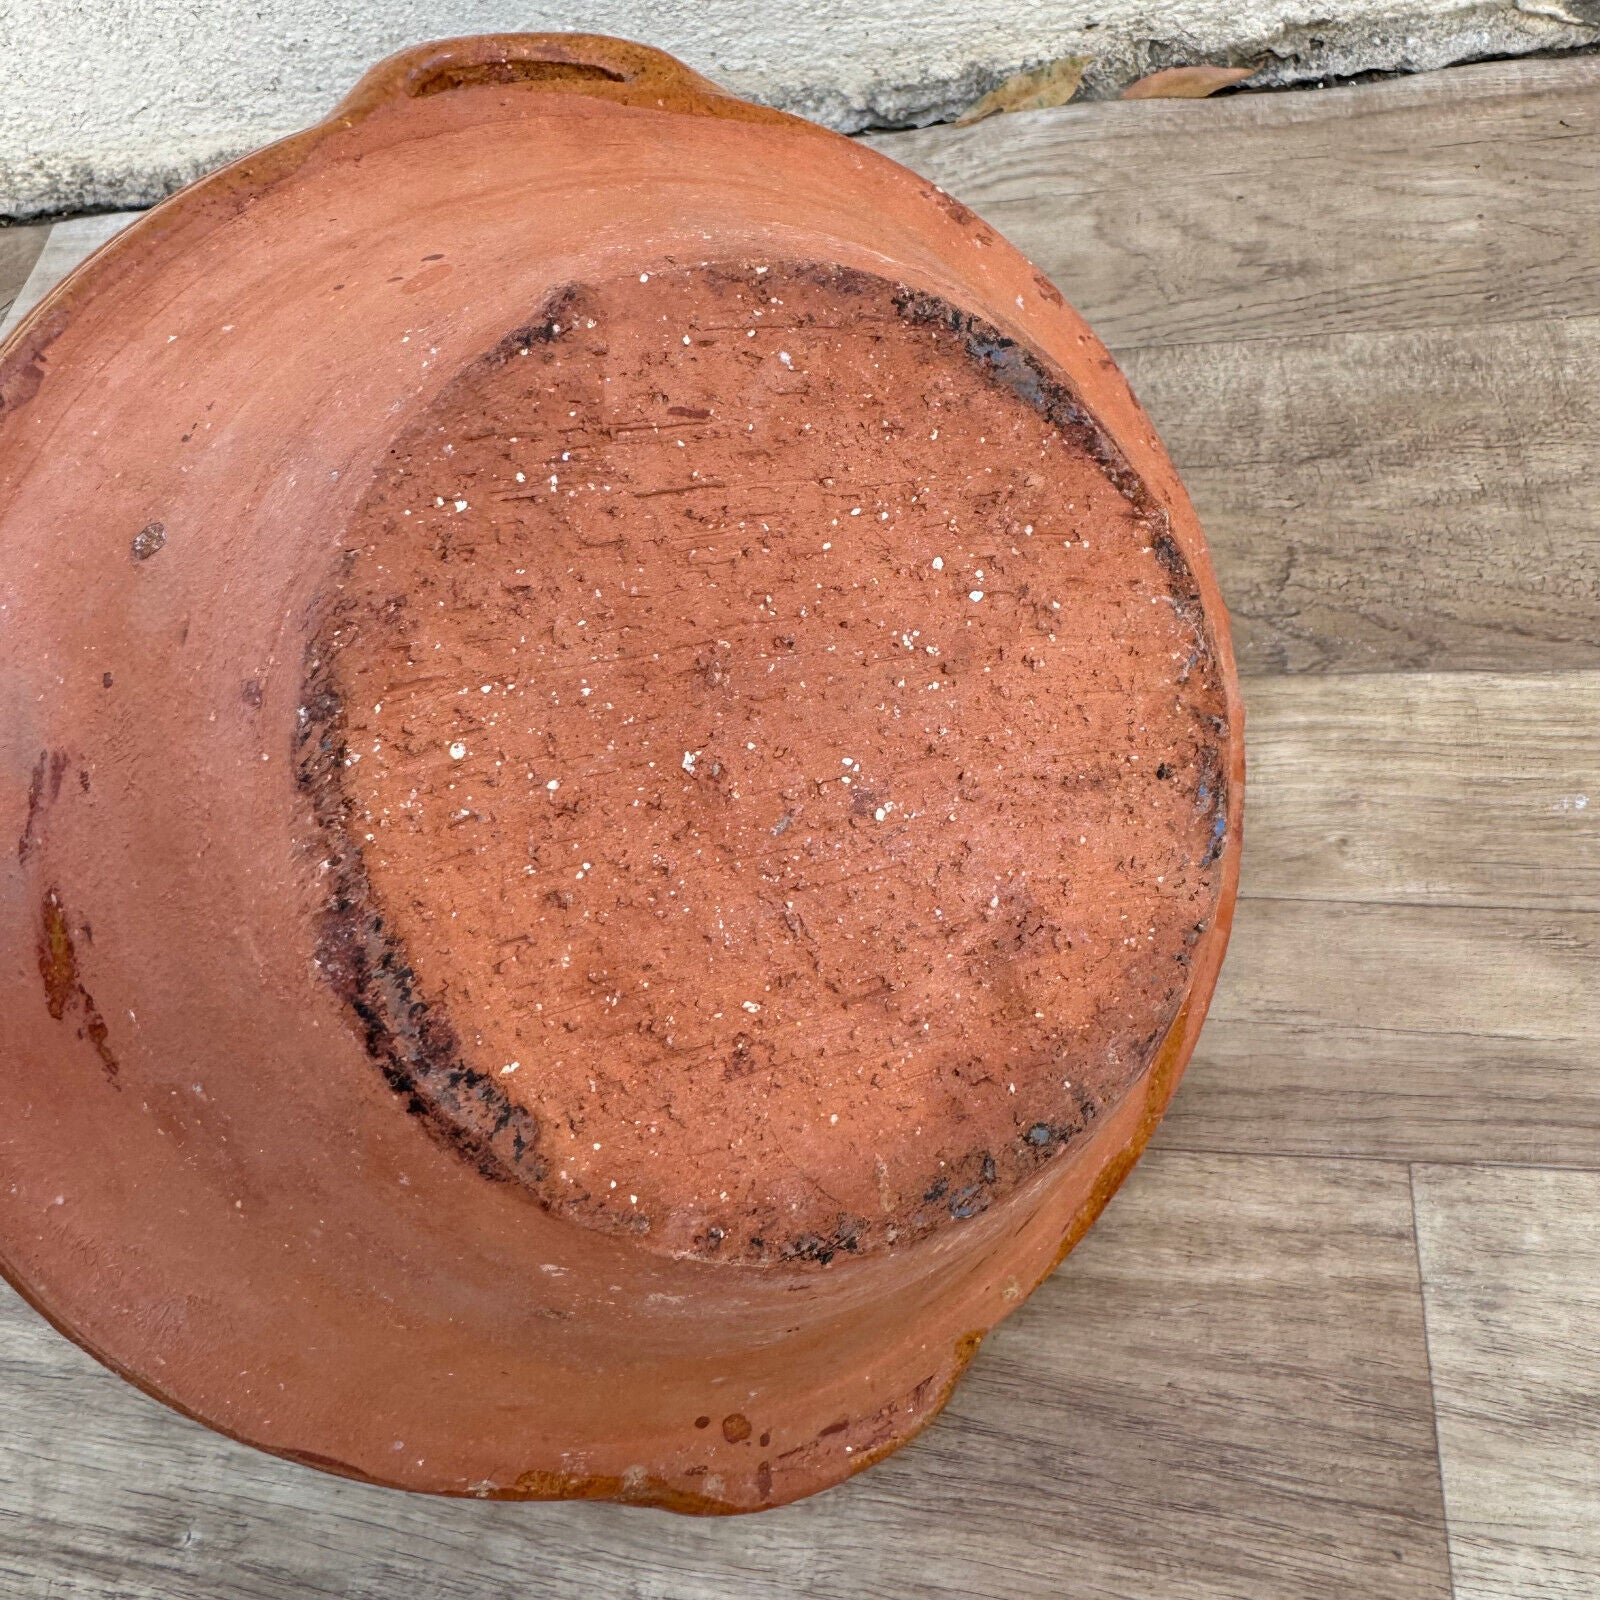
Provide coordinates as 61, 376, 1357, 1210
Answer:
332, 32, 741, 121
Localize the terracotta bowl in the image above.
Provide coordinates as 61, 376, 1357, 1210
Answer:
0, 34, 1243, 1511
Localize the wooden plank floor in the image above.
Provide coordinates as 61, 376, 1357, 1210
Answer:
1413, 1166, 1600, 1600
1, 55, 1596, 1598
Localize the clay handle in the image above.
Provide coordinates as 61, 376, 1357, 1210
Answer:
334, 33, 728, 120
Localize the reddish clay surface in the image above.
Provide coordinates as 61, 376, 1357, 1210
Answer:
305, 262, 1228, 1263
0, 35, 1242, 1511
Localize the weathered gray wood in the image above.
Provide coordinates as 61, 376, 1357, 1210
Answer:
868, 57, 1600, 351
1412, 1165, 1600, 1599
1218, 899, 1597, 1047
0, 222, 48, 324
1167, 1023, 1600, 1169
1241, 671, 1600, 912
1122, 318, 1600, 675
1159, 671, 1600, 1164
0, 212, 137, 339
1157, 899, 1600, 1166
0, 1150, 1452, 1599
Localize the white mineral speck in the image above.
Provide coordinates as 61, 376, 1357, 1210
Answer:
932, 556, 944, 570
454, 499, 468, 512
449, 742, 466, 759
969, 590, 984, 602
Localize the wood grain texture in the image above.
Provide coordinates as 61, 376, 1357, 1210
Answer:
1157, 899, 1600, 1166
0, 1151, 1452, 1600
1121, 319, 1600, 675
1241, 671, 1600, 913
0, 211, 136, 339
867, 57, 1600, 350
874, 60, 1600, 676
1412, 1166, 1600, 1599
0, 223, 48, 324
1159, 670, 1600, 1164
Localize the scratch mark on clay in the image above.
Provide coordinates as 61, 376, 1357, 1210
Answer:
18, 747, 72, 862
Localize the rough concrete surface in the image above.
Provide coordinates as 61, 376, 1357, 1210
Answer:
3, 0, 1598, 218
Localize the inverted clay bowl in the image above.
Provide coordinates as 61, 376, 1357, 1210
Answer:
0, 34, 1243, 1511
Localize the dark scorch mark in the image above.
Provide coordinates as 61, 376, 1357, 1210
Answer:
295, 643, 544, 1189
38, 890, 119, 1084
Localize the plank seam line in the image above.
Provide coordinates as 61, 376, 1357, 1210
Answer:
1104, 305, 1600, 359
1150, 1147, 1600, 1172
1409, 1163, 1463, 1600
1237, 892, 1600, 916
